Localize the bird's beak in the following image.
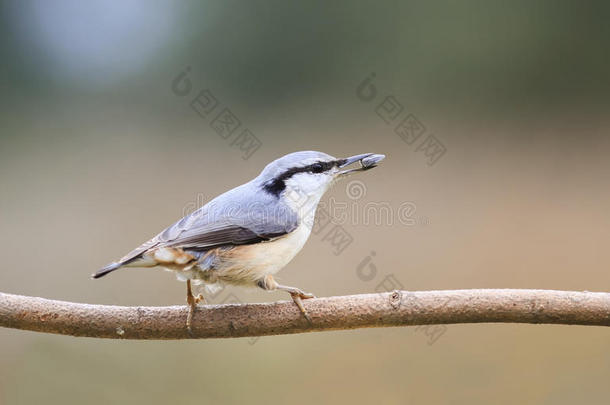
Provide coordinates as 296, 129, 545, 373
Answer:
337, 153, 386, 176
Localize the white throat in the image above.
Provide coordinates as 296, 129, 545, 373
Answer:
282, 176, 331, 224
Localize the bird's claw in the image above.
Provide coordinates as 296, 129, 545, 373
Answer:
290, 292, 314, 325
186, 304, 195, 337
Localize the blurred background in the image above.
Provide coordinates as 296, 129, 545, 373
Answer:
1, 1, 609, 404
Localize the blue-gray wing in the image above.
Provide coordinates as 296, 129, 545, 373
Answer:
116, 184, 298, 264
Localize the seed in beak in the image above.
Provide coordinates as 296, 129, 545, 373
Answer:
361, 154, 385, 169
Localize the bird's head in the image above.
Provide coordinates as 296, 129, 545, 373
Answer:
258, 151, 385, 212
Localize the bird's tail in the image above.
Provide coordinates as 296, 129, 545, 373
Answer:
92, 262, 122, 279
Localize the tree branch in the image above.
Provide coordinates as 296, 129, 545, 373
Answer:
1, 289, 609, 339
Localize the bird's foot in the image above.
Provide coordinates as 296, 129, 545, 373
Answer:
186, 294, 196, 337
185, 279, 205, 336
290, 293, 314, 324
284, 288, 315, 325
259, 276, 316, 326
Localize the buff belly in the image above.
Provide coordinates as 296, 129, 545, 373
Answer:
145, 222, 312, 287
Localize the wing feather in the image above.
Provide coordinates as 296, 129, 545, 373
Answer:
115, 187, 298, 266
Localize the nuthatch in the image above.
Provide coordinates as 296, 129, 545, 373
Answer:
93, 151, 385, 331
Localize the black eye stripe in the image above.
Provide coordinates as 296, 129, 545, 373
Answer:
263, 160, 342, 196
308, 161, 333, 173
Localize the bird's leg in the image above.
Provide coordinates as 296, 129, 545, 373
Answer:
278, 285, 315, 325
185, 279, 206, 335
186, 279, 196, 334
258, 275, 315, 324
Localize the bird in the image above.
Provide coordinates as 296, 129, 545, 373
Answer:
93, 151, 385, 332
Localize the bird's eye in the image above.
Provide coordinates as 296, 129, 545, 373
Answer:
310, 163, 325, 173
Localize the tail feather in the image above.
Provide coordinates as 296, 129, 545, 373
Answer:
92, 262, 122, 279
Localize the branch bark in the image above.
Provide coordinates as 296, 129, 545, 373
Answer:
1, 289, 609, 340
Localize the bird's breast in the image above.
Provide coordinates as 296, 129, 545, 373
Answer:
236, 221, 312, 271
211, 221, 313, 284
